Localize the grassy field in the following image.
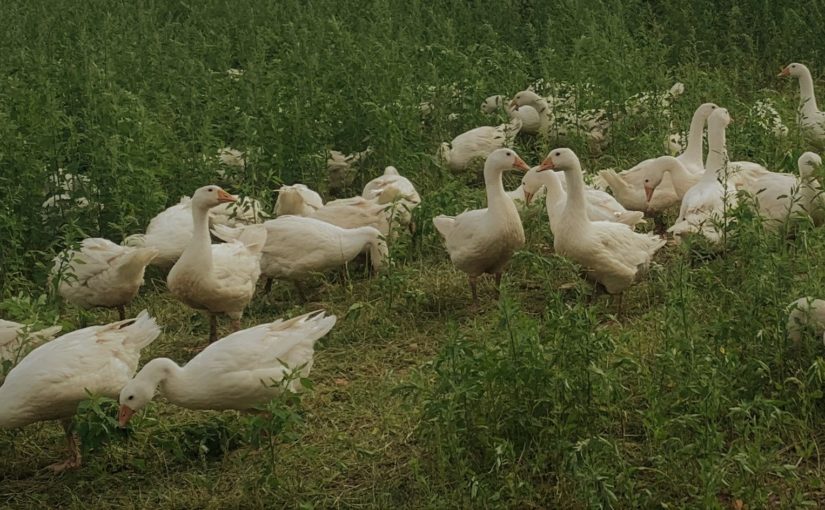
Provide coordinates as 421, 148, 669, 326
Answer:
4, 0, 825, 507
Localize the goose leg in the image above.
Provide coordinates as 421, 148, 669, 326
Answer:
494, 272, 502, 299
294, 281, 308, 303
469, 276, 479, 304
230, 318, 241, 332
47, 419, 81, 473
209, 314, 218, 343
117, 305, 126, 321
263, 278, 273, 294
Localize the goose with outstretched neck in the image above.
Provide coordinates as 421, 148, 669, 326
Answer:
780, 63, 825, 148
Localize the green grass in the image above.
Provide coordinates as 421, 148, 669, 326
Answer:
4, 0, 825, 508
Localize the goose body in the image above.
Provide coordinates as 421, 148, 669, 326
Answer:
0, 321, 62, 367
433, 149, 530, 301
668, 108, 738, 244
275, 184, 324, 216
780, 63, 825, 148
438, 120, 522, 171
167, 186, 266, 341
118, 311, 335, 423
362, 166, 421, 228
787, 297, 825, 343
328, 148, 372, 194
52, 238, 158, 319
540, 149, 666, 294
511, 90, 609, 153
310, 196, 391, 235
522, 167, 645, 234
481, 94, 542, 134
0, 311, 160, 470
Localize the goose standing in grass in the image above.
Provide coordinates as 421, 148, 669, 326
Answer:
779, 63, 825, 148
521, 167, 645, 234
117, 311, 335, 426
213, 218, 386, 298
167, 186, 266, 343
51, 238, 158, 320
0, 321, 62, 367
437, 119, 522, 171
481, 94, 542, 135
787, 297, 825, 343
433, 148, 530, 302
274, 183, 324, 216
0, 311, 160, 472
538, 148, 666, 300
362, 166, 421, 231
667, 108, 738, 244
124, 197, 195, 270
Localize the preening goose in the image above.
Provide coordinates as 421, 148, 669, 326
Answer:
433, 148, 530, 302
167, 186, 266, 342
438, 119, 522, 171
328, 148, 372, 195
274, 183, 324, 216
539, 148, 666, 297
51, 238, 158, 320
117, 311, 335, 425
0, 311, 160, 471
362, 166, 421, 230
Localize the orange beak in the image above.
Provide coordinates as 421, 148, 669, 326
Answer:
118, 404, 135, 428
524, 190, 534, 205
778, 66, 790, 77
513, 157, 530, 172
644, 185, 655, 203
217, 189, 237, 204
538, 157, 555, 172
509, 100, 519, 111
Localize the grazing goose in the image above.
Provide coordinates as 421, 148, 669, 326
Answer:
274, 184, 324, 216
51, 238, 158, 320
0, 311, 160, 471
433, 148, 530, 302
438, 119, 522, 171
362, 166, 421, 231
779, 63, 825, 148
118, 311, 335, 425
539, 148, 666, 298
667, 108, 738, 244
167, 186, 266, 342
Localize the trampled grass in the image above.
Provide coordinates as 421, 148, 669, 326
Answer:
3, 0, 825, 508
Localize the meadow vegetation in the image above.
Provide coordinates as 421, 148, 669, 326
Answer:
3, 0, 825, 507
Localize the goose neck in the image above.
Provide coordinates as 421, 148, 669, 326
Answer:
683, 109, 706, 164
797, 69, 819, 115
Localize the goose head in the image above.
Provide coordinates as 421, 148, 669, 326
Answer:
437, 142, 452, 166
638, 156, 682, 202
485, 148, 531, 174
696, 102, 719, 119
118, 378, 156, 427
383, 166, 400, 176
799, 152, 823, 178
779, 62, 809, 78
708, 107, 732, 128
481, 95, 503, 114
520, 166, 546, 205
191, 185, 236, 210
510, 90, 542, 111
537, 148, 579, 173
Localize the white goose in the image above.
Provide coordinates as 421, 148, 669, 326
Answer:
274, 183, 324, 216
210, 196, 266, 227
117, 311, 335, 425
667, 108, 738, 244
597, 167, 680, 213
0, 311, 160, 471
124, 197, 194, 270
433, 148, 530, 302
362, 166, 421, 230
0, 321, 62, 367
481, 94, 542, 135
438, 119, 522, 171
310, 196, 391, 235
213, 217, 386, 297
52, 238, 158, 320
787, 297, 825, 343
328, 148, 372, 194
167, 186, 266, 342
521, 167, 645, 234
539, 148, 666, 296
779, 63, 825, 148
798, 152, 825, 225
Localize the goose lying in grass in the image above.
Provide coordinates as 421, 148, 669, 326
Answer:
667, 108, 738, 244
0, 321, 62, 367
539, 148, 665, 299
0, 311, 160, 472
362, 166, 421, 230
438, 119, 522, 171
117, 311, 335, 425
52, 238, 158, 320
787, 297, 825, 344
521, 167, 645, 234
274, 184, 324, 216
779, 63, 825, 148
167, 186, 266, 342
328, 147, 372, 195
311, 196, 391, 235
213, 217, 386, 298
433, 148, 530, 302
480, 94, 542, 135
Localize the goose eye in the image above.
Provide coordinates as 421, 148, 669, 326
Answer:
506, 151, 512, 156
554, 151, 561, 156
207, 187, 214, 192
127, 395, 134, 400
